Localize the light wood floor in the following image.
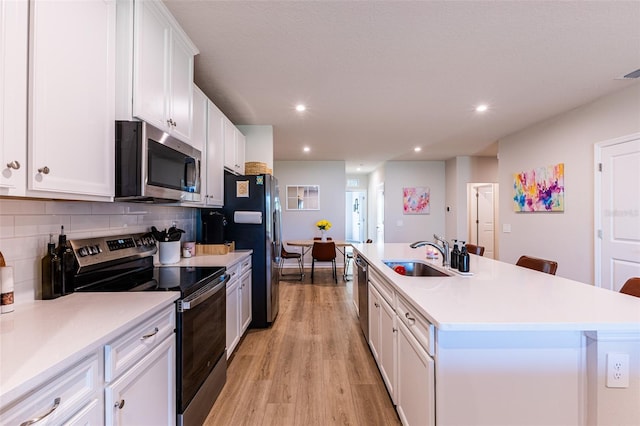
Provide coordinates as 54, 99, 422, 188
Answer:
204, 269, 401, 426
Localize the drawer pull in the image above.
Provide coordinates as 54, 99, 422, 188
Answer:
140, 327, 159, 340
37, 166, 50, 175
114, 399, 125, 409
20, 397, 61, 426
405, 312, 416, 324
6, 160, 20, 170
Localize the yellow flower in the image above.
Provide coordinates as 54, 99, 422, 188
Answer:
316, 219, 332, 231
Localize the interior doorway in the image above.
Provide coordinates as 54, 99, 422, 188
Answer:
345, 191, 367, 242
468, 183, 498, 259
376, 183, 385, 243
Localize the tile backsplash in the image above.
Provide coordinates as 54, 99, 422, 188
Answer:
0, 199, 197, 304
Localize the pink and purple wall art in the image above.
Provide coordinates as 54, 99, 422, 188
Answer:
403, 187, 430, 214
513, 163, 565, 212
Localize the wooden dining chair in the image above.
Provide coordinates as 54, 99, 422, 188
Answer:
280, 245, 304, 280
515, 255, 558, 275
313, 237, 332, 240
466, 244, 485, 256
311, 241, 337, 283
620, 277, 640, 298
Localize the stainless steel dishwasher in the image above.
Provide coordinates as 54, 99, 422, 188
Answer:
354, 254, 369, 341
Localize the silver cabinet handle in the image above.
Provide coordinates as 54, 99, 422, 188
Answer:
114, 399, 125, 409
405, 312, 416, 324
140, 327, 159, 340
374, 302, 380, 308
37, 166, 50, 174
20, 397, 61, 426
6, 160, 20, 170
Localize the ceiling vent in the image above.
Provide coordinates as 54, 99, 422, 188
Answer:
621, 68, 640, 79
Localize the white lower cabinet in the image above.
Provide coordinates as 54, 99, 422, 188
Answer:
104, 305, 176, 425
105, 336, 175, 425
397, 320, 435, 426
368, 266, 436, 425
368, 283, 397, 403
226, 266, 241, 358
226, 256, 253, 358
0, 354, 101, 426
240, 260, 253, 334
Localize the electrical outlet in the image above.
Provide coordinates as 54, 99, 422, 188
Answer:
606, 352, 630, 388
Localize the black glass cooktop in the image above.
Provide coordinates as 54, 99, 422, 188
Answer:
72, 257, 225, 297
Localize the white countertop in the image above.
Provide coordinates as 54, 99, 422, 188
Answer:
354, 243, 640, 332
0, 292, 179, 407
156, 250, 252, 268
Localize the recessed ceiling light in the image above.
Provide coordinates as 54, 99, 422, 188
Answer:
414, 147, 422, 152
356, 167, 361, 171
303, 146, 310, 152
295, 104, 306, 112
475, 104, 489, 113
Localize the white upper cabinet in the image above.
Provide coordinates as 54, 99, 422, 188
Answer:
131, 0, 198, 144
206, 100, 225, 206
223, 117, 246, 175
191, 85, 207, 153
28, 0, 115, 199
0, 0, 27, 196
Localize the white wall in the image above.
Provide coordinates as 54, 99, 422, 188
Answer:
0, 199, 197, 303
274, 161, 346, 258
238, 125, 274, 169
368, 165, 385, 242
498, 83, 640, 283
383, 161, 446, 243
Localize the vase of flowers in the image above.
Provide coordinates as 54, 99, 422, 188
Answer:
316, 219, 332, 241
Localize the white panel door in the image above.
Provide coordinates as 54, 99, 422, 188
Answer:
597, 134, 640, 291
476, 184, 496, 259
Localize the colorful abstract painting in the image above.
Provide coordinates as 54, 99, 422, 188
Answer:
513, 163, 565, 212
403, 187, 430, 214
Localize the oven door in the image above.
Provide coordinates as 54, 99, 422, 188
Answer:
176, 274, 228, 412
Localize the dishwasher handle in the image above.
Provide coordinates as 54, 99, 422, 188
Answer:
354, 256, 367, 271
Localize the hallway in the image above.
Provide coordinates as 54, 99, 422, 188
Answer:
204, 270, 401, 425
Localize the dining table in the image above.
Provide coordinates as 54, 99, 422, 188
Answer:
284, 240, 353, 278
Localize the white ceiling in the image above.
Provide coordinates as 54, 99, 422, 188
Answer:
164, 0, 640, 174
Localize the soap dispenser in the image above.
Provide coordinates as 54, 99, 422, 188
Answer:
450, 240, 460, 269
458, 241, 470, 273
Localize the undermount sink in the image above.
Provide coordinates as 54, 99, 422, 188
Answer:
383, 260, 451, 277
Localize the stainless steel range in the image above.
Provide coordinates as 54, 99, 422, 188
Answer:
68, 232, 228, 426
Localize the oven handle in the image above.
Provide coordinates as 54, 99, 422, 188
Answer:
177, 273, 230, 312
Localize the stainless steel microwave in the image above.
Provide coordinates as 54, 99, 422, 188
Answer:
115, 121, 201, 203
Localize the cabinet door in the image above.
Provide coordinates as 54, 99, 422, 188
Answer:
379, 294, 396, 403
368, 285, 381, 361
105, 335, 176, 426
28, 0, 115, 199
226, 277, 241, 358
191, 85, 207, 152
240, 269, 252, 333
235, 129, 246, 175
223, 117, 237, 171
206, 100, 225, 206
397, 321, 435, 426
132, 0, 168, 130
0, 0, 27, 196
168, 31, 194, 143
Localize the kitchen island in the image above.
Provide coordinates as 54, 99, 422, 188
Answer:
354, 243, 640, 426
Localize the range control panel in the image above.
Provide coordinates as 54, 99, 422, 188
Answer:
70, 233, 157, 271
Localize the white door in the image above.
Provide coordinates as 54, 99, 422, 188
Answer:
596, 133, 640, 291
474, 184, 496, 259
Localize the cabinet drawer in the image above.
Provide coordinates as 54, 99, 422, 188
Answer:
369, 267, 395, 307
397, 296, 434, 356
226, 261, 241, 284
105, 305, 175, 382
239, 256, 252, 275
0, 355, 99, 426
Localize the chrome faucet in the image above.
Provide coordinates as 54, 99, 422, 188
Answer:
410, 234, 450, 267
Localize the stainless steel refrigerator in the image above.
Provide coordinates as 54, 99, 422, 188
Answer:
223, 173, 281, 327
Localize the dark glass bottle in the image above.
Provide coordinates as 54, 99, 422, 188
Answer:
450, 240, 460, 269
56, 226, 75, 295
41, 236, 62, 299
458, 242, 470, 273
